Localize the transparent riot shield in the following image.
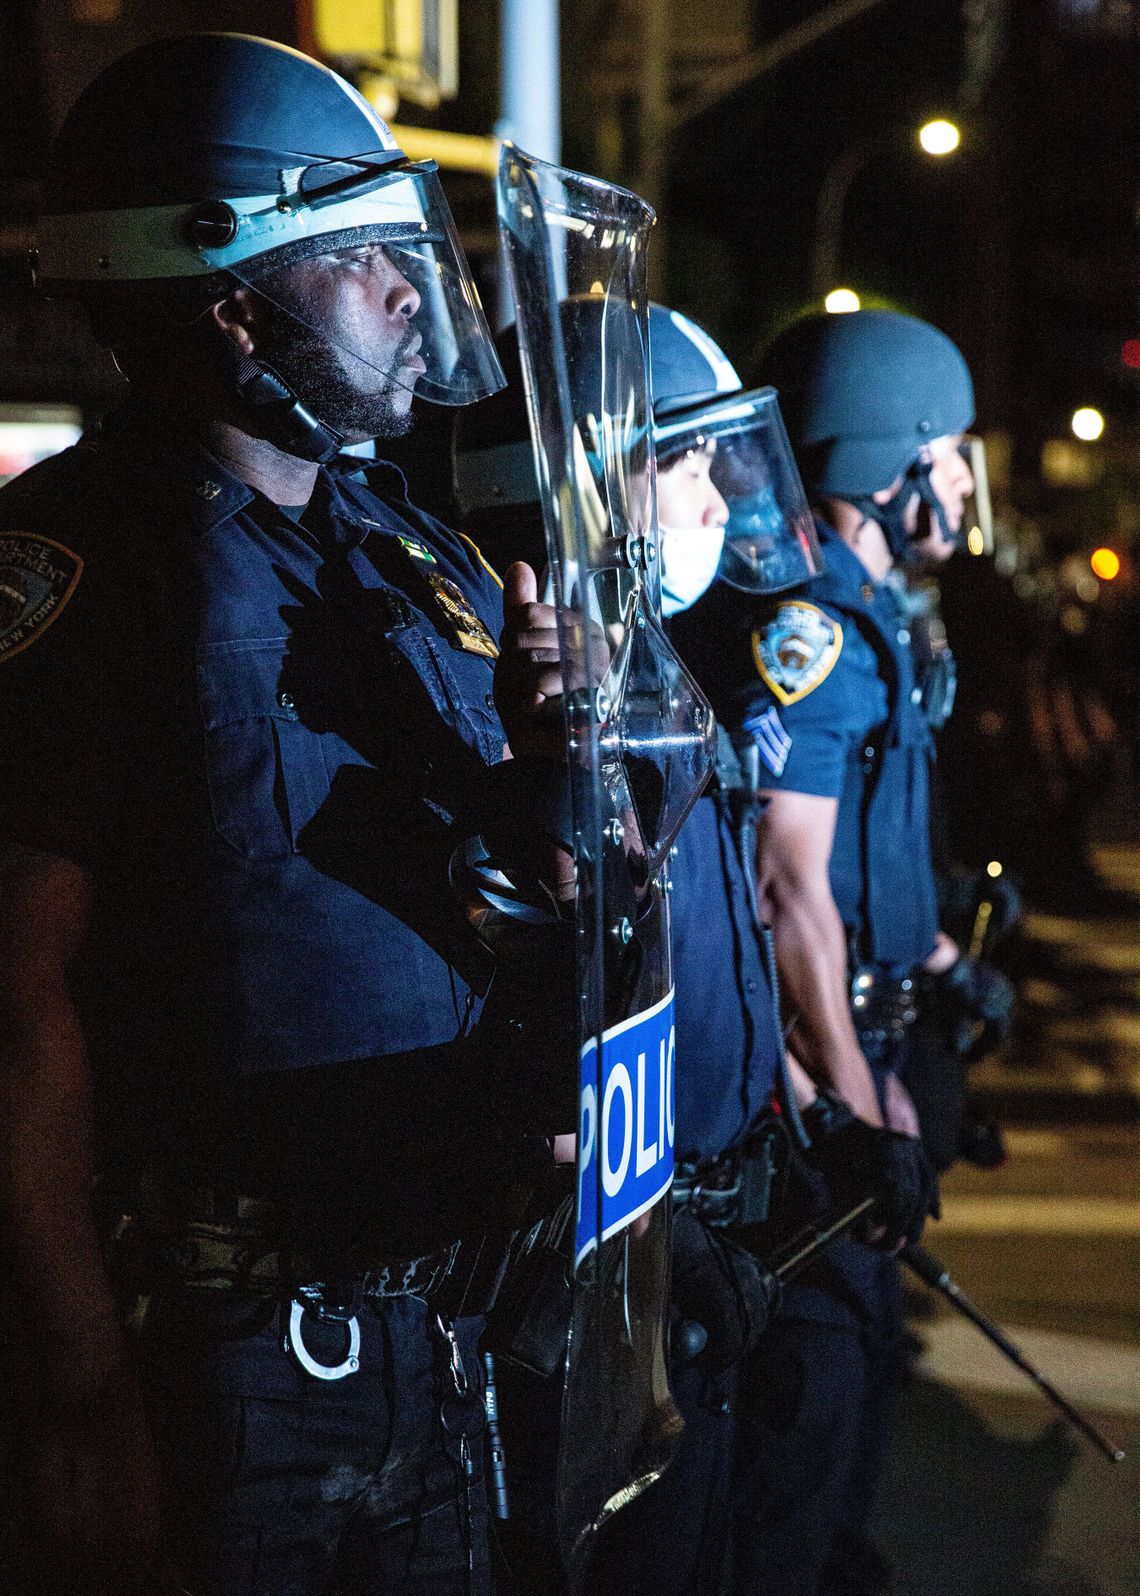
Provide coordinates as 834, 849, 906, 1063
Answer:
497, 146, 717, 1586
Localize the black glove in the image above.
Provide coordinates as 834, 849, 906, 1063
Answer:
670, 1208, 779, 1374
803, 1092, 940, 1250
922, 956, 1016, 1060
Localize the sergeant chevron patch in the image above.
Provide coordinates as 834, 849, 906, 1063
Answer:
752, 601, 842, 706
0, 533, 83, 665
742, 704, 792, 778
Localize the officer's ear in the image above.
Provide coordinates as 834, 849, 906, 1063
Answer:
872, 475, 905, 504
208, 288, 264, 358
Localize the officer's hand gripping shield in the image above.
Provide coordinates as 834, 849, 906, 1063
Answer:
497, 147, 716, 1585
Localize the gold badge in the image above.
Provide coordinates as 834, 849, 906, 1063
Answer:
0, 533, 84, 665
426, 571, 500, 659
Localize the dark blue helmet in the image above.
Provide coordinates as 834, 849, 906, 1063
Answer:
761, 309, 975, 558
37, 33, 503, 410
762, 309, 974, 497
453, 301, 821, 596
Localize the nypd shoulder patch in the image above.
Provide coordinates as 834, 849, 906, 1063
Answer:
751, 600, 842, 706
0, 533, 84, 666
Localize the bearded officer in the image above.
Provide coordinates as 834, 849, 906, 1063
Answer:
0, 34, 570, 1596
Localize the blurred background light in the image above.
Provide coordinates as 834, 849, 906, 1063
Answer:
824, 287, 861, 313
1090, 546, 1121, 581
1070, 405, 1105, 440
918, 118, 961, 156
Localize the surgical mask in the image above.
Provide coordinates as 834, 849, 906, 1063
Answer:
660, 522, 726, 616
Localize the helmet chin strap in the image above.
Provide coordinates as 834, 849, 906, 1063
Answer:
846, 459, 955, 565
230, 348, 346, 465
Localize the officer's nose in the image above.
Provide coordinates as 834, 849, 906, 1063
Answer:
703, 483, 730, 528
386, 262, 421, 322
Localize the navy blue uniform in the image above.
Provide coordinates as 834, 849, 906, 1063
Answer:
496, 770, 785, 1596
579, 769, 784, 1596
695, 525, 938, 979
0, 404, 525, 1594
672, 783, 781, 1164
672, 521, 936, 1596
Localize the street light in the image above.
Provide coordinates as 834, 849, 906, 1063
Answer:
825, 287, 861, 313
1071, 407, 1105, 441
918, 119, 960, 156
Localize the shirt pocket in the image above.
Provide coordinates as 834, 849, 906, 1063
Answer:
378, 614, 503, 778
196, 638, 332, 861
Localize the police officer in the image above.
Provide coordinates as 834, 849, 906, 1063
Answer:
455, 303, 938, 1596
0, 34, 567, 1596
671, 308, 970, 1595
882, 482, 1016, 1174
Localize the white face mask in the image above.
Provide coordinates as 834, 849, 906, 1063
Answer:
659, 522, 726, 616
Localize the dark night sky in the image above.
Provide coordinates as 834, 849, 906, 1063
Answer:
0, 0, 1135, 490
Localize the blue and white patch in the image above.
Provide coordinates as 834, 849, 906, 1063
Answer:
576, 988, 675, 1266
751, 601, 843, 706
743, 704, 792, 778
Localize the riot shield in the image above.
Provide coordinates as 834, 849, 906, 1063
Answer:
497, 146, 717, 1586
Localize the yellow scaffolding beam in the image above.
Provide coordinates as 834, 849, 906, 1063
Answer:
387, 122, 502, 177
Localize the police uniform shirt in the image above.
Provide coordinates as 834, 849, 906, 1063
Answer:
0, 405, 508, 1186
671, 522, 938, 976
669, 785, 780, 1163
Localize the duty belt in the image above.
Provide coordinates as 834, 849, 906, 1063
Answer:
106, 1189, 512, 1321
672, 1119, 787, 1228
850, 967, 919, 1040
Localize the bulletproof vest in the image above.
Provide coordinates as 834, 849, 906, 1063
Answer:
810, 547, 939, 973
883, 572, 957, 732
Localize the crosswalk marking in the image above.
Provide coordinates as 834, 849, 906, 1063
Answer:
935, 1196, 1140, 1235
915, 1320, 1140, 1418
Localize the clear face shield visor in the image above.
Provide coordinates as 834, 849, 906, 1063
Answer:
226, 160, 505, 407
655, 387, 823, 595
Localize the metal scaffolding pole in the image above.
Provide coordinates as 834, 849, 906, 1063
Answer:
497, 0, 561, 324
498, 0, 561, 161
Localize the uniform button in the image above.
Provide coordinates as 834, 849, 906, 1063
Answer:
485, 693, 496, 709
861, 583, 874, 602
745, 977, 758, 993
897, 628, 910, 644
278, 690, 295, 710
912, 687, 923, 704
864, 745, 875, 759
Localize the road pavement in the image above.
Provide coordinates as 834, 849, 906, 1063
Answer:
872, 839, 1140, 1596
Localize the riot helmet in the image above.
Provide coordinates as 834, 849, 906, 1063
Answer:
650, 307, 821, 600
37, 34, 505, 458
452, 300, 820, 603
761, 309, 975, 560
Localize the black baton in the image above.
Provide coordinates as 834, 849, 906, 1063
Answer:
903, 1244, 1126, 1465
767, 1196, 878, 1282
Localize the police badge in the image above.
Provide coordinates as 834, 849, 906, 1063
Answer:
752, 600, 842, 705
